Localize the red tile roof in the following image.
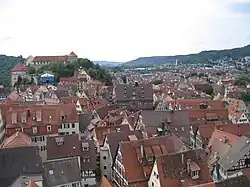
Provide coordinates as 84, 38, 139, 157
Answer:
1, 131, 31, 148
69, 51, 77, 57
32, 55, 67, 62
119, 135, 185, 185
11, 63, 26, 72
100, 176, 113, 187
156, 149, 212, 187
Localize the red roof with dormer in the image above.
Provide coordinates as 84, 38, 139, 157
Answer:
69, 51, 77, 57
11, 63, 26, 72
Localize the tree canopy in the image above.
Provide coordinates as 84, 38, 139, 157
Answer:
0, 55, 24, 86
240, 92, 250, 101
235, 76, 250, 86
37, 58, 112, 85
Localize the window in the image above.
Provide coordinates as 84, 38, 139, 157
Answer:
72, 131, 76, 134
67, 124, 70, 128
47, 125, 51, 132
104, 166, 107, 170
103, 156, 107, 160
152, 182, 154, 186
40, 145, 46, 151
61, 116, 65, 120
32, 127, 37, 134
72, 123, 75, 128
59, 124, 62, 129
66, 132, 69, 135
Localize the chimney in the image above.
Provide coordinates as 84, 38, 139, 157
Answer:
187, 159, 191, 173
181, 153, 184, 165
140, 145, 144, 160
180, 180, 185, 187
161, 121, 165, 132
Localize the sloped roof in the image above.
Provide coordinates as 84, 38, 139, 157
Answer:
1, 131, 31, 148
11, 63, 26, 72
0, 146, 42, 187
69, 51, 77, 57
43, 157, 81, 186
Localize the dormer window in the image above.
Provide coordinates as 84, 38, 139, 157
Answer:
147, 156, 153, 162
82, 142, 89, 151
190, 162, 200, 180
47, 125, 52, 132
32, 127, 37, 134
55, 137, 64, 146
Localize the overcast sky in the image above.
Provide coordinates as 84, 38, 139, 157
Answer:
0, 0, 250, 62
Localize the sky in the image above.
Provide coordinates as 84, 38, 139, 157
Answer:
0, 0, 250, 62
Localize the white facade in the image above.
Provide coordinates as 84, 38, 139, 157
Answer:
148, 161, 161, 187
58, 122, 80, 136
0, 110, 5, 143
100, 137, 113, 180
11, 71, 26, 86
229, 113, 249, 124
155, 101, 167, 111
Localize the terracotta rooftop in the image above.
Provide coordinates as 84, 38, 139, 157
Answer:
32, 55, 67, 62
1, 131, 31, 148
10, 63, 26, 72
119, 134, 185, 184
69, 51, 77, 57
156, 149, 212, 187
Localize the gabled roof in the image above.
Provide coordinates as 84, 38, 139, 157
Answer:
69, 51, 77, 57
0, 146, 42, 187
119, 134, 185, 184
156, 149, 211, 187
10, 63, 26, 72
43, 157, 81, 186
1, 131, 31, 148
219, 136, 250, 171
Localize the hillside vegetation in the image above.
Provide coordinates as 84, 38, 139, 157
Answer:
0, 55, 112, 86
123, 44, 250, 67
0, 55, 24, 86
36, 58, 112, 85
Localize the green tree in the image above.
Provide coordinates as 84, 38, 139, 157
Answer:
240, 92, 250, 101
235, 76, 250, 86
27, 66, 36, 74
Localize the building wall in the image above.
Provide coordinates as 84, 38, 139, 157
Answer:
112, 147, 128, 187
148, 161, 161, 187
100, 140, 112, 180
11, 71, 27, 86
58, 122, 80, 136
0, 110, 5, 143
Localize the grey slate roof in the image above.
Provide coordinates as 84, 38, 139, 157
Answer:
0, 146, 43, 187
115, 83, 153, 101
219, 136, 250, 171
215, 175, 250, 187
43, 157, 81, 186
78, 113, 93, 132
106, 130, 143, 161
